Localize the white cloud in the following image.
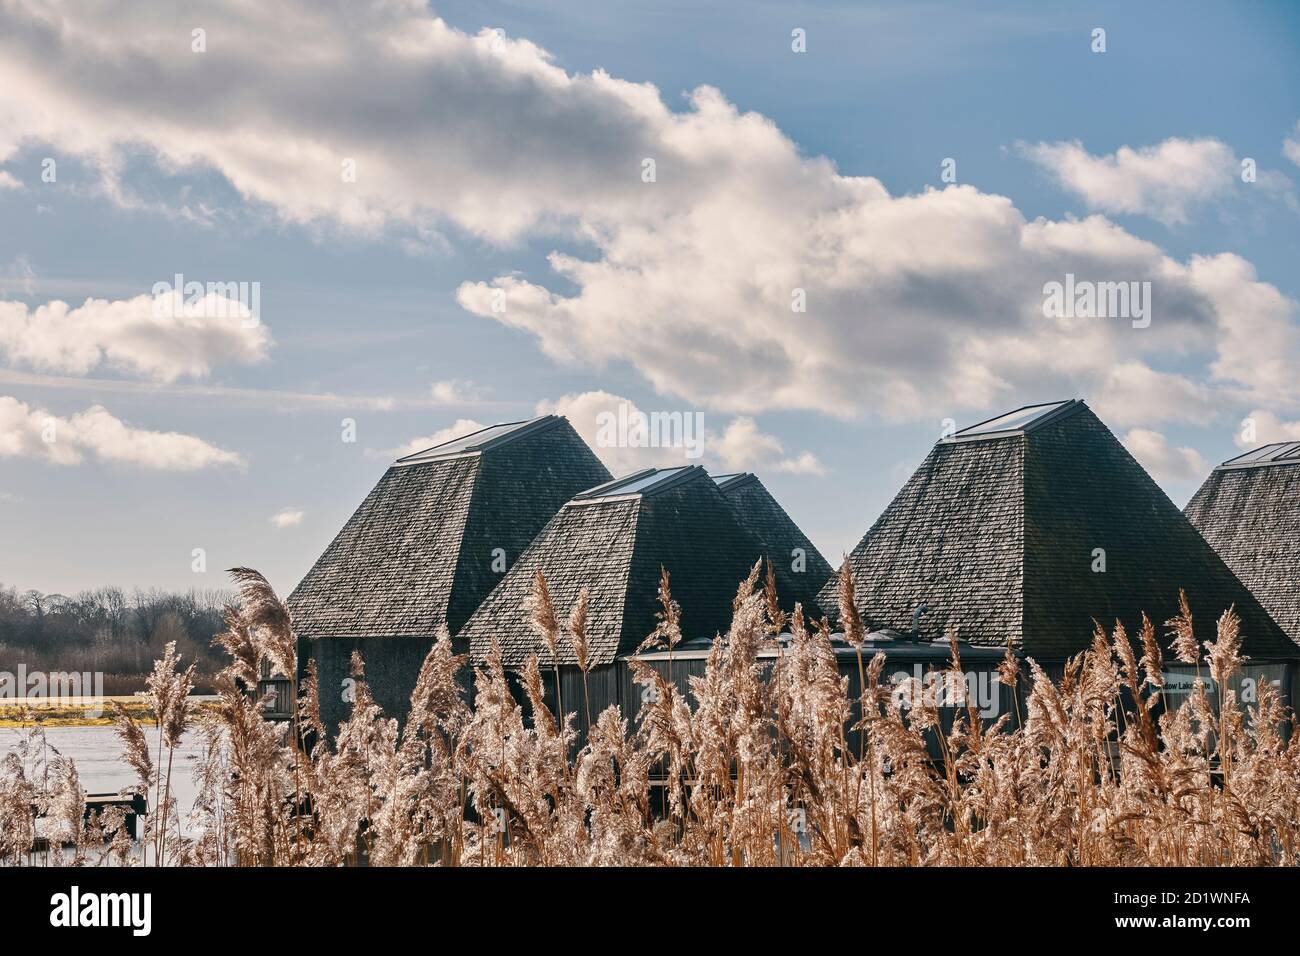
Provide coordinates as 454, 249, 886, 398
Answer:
1236, 409, 1300, 449
1087, 361, 1217, 428
711, 416, 825, 475
535, 391, 681, 475
1285, 121, 1300, 167
2, 3, 1299, 435
0, 395, 244, 469
1121, 427, 1207, 483
0, 292, 271, 382
0, 170, 18, 190
536, 391, 823, 476
429, 379, 483, 404
269, 508, 305, 528
1019, 137, 1237, 225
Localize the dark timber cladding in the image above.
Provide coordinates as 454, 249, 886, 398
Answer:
1184, 442, 1300, 644
818, 400, 1298, 662
713, 473, 833, 613
460, 465, 770, 671
287, 416, 611, 732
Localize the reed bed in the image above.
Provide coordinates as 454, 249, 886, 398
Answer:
2, 564, 1298, 867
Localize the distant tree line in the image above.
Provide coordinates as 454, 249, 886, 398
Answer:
0, 583, 230, 694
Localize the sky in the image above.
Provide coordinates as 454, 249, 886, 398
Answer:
0, 0, 1298, 598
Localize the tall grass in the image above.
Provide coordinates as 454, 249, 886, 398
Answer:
2, 566, 1298, 866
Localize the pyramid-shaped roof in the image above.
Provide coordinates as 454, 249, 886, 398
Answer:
1185, 443, 1300, 643
818, 400, 1297, 660
713, 473, 832, 613
288, 416, 612, 641
461, 466, 769, 667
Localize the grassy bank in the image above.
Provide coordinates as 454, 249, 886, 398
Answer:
0, 695, 220, 727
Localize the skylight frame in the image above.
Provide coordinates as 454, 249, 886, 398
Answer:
945, 400, 1081, 443
570, 465, 704, 503
393, 416, 559, 465
1217, 441, 1300, 471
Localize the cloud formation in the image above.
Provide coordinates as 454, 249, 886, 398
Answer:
1020, 137, 1237, 226
1121, 427, 1207, 484
0, 292, 270, 382
536, 391, 822, 476
429, 380, 484, 404
1236, 408, 1300, 449
0, 395, 244, 469
2, 1, 1297, 435
270, 508, 305, 528
1285, 121, 1300, 167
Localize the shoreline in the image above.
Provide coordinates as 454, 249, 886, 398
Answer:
0, 695, 221, 728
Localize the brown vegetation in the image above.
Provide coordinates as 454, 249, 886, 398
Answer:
2, 567, 1298, 866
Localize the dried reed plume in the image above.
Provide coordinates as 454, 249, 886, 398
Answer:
6, 568, 1299, 868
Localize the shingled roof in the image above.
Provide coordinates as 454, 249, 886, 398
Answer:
818, 400, 1297, 660
460, 466, 768, 667
1184, 442, 1300, 643
713, 473, 833, 613
287, 415, 612, 642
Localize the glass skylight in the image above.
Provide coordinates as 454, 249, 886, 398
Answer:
1221, 442, 1300, 468
577, 467, 694, 499
397, 420, 529, 462
954, 401, 1073, 438
1224, 444, 1285, 466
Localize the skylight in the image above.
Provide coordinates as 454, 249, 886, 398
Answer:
1219, 441, 1300, 470
950, 400, 1078, 441
573, 466, 697, 500
395, 418, 548, 464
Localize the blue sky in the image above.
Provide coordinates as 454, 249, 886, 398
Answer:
0, 0, 1297, 597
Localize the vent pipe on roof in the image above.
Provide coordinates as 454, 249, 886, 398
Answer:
910, 604, 929, 643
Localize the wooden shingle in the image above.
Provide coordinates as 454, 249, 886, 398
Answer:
461, 466, 771, 667
287, 416, 611, 731
819, 400, 1297, 661
714, 473, 833, 614
1185, 445, 1300, 644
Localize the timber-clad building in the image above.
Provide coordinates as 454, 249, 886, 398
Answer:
288, 402, 1300, 737
287, 415, 611, 731
1184, 442, 1300, 645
